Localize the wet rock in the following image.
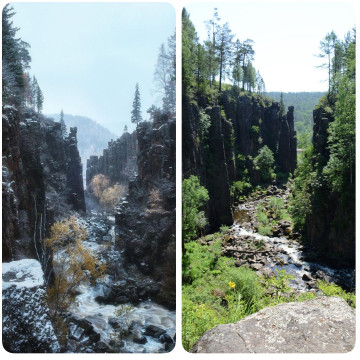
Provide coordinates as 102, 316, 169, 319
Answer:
67, 317, 101, 344
251, 263, 263, 271
191, 297, 355, 353
302, 273, 313, 282
95, 341, 110, 353
278, 220, 292, 229
160, 333, 173, 344
144, 325, 166, 339
260, 267, 275, 278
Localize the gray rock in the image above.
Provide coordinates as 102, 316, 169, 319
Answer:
2, 259, 60, 353
191, 297, 355, 353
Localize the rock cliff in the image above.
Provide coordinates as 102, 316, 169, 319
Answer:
86, 131, 137, 187
305, 107, 355, 266
182, 92, 297, 231
2, 106, 85, 263
115, 114, 176, 308
191, 296, 355, 353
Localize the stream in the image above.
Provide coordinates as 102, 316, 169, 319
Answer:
229, 195, 354, 294
67, 212, 175, 353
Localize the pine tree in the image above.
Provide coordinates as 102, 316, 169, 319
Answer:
131, 83, 142, 126
2, 4, 31, 106
215, 22, 234, 92
36, 84, 44, 114
124, 125, 128, 133
60, 109, 67, 138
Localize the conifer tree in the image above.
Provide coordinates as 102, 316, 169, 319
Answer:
36, 84, 44, 114
60, 109, 67, 138
2, 4, 31, 106
131, 83, 142, 126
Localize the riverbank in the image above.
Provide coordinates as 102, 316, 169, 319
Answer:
182, 184, 355, 352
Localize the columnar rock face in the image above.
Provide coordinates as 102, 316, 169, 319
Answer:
2, 259, 60, 352
182, 92, 297, 232
2, 106, 85, 263
306, 108, 355, 266
191, 297, 355, 353
86, 131, 137, 187
115, 114, 176, 309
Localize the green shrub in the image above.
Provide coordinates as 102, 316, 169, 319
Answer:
317, 280, 355, 308
182, 176, 210, 242
254, 145, 275, 182
257, 223, 272, 236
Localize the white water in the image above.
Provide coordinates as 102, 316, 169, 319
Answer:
232, 206, 353, 292
68, 216, 175, 353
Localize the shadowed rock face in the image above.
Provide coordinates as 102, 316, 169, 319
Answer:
191, 297, 355, 353
305, 107, 355, 267
115, 115, 176, 309
86, 131, 137, 187
182, 93, 297, 232
2, 107, 85, 262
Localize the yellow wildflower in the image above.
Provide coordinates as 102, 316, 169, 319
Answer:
228, 281, 236, 289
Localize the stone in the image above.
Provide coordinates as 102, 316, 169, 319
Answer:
302, 273, 313, 282
144, 325, 166, 339
2, 259, 60, 353
191, 297, 355, 353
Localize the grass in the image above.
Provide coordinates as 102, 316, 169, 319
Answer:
182, 228, 356, 351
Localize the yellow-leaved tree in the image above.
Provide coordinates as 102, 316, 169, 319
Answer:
45, 216, 106, 319
89, 174, 126, 210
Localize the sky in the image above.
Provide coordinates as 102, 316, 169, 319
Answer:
185, 1, 356, 92
11, 1, 175, 135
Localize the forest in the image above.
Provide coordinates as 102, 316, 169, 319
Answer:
182, 8, 355, 352
2, 4, 176, 353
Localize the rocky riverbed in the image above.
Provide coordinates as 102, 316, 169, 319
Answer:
223, 185, 354, 293
66, 211, 176, 353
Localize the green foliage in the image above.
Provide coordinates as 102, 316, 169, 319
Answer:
259, 269, 295, 307
257, 223, 272, 236
182, 239, 222, 283
198, 108, 211, 140
323, 73, 355, 195
182, 239, 263, 351
182, 297, 225, 351
317, 280, 355, 308
250, 125, 260, 143
182, 176, 210, 242
253, 145, 275, 182
231, 180, 252, 199
289, 145, 314, 230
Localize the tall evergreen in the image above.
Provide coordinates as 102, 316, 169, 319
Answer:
36, 85, 44, 114
60, 109, 67, 138
154, 31, 176, 116
131, 83, 142, 126
2, 4, 31, 106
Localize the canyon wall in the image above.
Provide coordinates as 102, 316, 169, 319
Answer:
305, 107, 355, 266
115, 114, 176, 308
86, 131, 137, 187
182, 92, 297, 231
2, 106, 85, 262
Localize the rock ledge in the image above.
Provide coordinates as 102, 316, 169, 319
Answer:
191, 296, 355, 353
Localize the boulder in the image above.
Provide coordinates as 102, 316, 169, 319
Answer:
2, 259, 60, 353
191, 297, 355, 353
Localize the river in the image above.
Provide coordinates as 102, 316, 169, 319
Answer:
229, 194, 354, 294
68, 212, 175, 353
